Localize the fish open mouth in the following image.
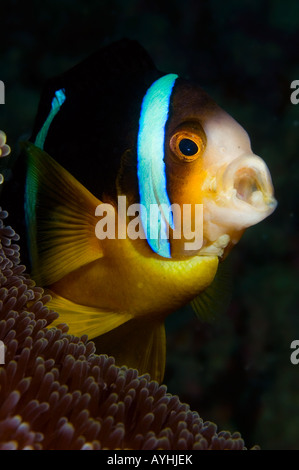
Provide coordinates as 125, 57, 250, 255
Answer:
199, 153, 277, 256
222, 154, 277, 213
234, 168, 264, 208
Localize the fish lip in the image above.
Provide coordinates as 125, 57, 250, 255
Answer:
197, 234, 231, 258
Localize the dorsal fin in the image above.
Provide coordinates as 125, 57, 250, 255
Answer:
31, 39, 158, 140
30, 40, 163, 200
23, 142, 104, 286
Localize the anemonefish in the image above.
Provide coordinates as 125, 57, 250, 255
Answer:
1, 40, 276, 382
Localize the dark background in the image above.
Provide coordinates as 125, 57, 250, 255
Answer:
0, 0, 298, 450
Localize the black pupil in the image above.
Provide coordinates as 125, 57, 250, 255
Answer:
179, 138, 198, 156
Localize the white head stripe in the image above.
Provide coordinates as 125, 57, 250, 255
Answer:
137, 74, 178, 258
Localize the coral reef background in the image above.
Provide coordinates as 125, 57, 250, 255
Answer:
0, 0, 298, 449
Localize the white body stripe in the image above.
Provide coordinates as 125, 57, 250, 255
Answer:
35, 88, 66, 149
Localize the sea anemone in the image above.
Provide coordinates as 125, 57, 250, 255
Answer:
0, 208, 253, 450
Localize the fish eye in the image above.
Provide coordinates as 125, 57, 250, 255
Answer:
169, 124, 206, 162
179, 138, 198, 157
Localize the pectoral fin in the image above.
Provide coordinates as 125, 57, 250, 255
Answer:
23, 142, 103, 286
191, 259, 233, 322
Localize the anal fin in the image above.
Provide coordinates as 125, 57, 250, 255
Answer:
47, 291, 132, 339
93, 318, 166, 383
